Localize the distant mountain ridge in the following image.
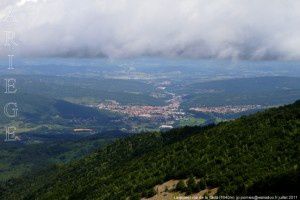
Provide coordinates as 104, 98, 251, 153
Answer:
0, 90, 119, 131
179, 76, 300, 107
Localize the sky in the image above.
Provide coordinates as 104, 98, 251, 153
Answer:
0, 0, 300, 60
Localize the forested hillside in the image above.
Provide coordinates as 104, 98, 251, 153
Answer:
0, 90, 119, 127
1, 100, 299, 199
0, 75, 166, 106
0, 130, 129, 181
179, 77, 300, 107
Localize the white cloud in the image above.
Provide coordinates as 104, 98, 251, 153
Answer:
0, 0, 300, 60
16, 0, 39, 7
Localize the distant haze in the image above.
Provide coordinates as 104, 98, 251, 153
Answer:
0, 0, 300, 60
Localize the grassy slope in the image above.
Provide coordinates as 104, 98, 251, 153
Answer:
1, 101, 300, 199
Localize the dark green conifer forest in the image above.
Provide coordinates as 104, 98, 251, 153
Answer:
1, 100, 299, 199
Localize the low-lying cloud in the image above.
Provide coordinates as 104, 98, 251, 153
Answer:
0, 0, 300, 60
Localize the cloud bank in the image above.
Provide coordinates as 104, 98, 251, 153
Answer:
0, 0, 300, 60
